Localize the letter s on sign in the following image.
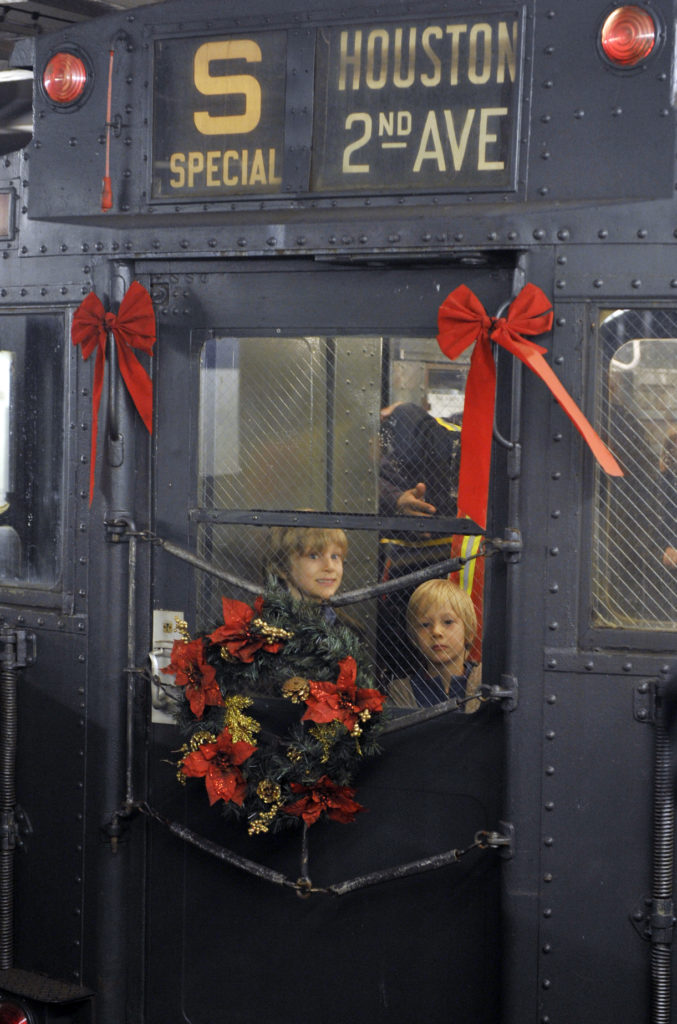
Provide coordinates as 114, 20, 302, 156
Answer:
193, 40, 262, 135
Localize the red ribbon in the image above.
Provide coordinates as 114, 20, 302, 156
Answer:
72, 281, 156, 504
437, 283, 623, 529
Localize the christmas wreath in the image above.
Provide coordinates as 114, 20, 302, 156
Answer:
163, 585, 386, 836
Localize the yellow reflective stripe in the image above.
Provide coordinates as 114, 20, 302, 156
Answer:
459, 534, 482, 593
433, 418, 461, 433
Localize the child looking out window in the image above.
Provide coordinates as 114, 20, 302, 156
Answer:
389, 578, 482, 713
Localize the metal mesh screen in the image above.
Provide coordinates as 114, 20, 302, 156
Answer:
195, 332, 473, 694
592, 309, 677, 630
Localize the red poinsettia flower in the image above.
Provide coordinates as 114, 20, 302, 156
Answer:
283, 775, 364, 826
208, 595, 285, 663
301, 656, 385, 732
180, 727, 256, 806
163, 638, 224, 719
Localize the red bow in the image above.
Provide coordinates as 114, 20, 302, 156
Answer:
72, 281, 156, 504
437, 283, 623, 528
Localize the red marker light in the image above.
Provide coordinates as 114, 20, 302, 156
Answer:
0, 1000, 30, 1024
43, 52, 87, 104
600, 6, 657, 66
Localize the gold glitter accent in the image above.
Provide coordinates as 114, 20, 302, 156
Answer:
220, 646, 236, 662
250, 618, 294, 642
309, 721, 344, 763
281, 676, 311, 703
222, 695, 260, 745
175, 617, 191, 641
257, 779, 282, 804
286, 747, 303, 763
248, 804, 282, 835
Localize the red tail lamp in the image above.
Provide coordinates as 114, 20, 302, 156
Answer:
43, 51, 88, 104
0, 1000, 31, 1024
600, 6, 657, 66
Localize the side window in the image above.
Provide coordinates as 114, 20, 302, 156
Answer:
592, 310, 677, 630
0, 314, 64, 589
196, 332, 474, 693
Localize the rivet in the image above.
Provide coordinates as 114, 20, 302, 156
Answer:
555, 279, 566, 289
557, 228, 569, 240
547, 658, 557, 668
544, 873, 553, 882
593, 279, 603, 288
598, 229, 608, 239
631, 279, 642, 288
533, 228, 546, 240
546, 729, 556, 739
637, 229, 648, 239
545, 801, 554, 810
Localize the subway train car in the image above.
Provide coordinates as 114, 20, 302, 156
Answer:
0, 0, 674, 1021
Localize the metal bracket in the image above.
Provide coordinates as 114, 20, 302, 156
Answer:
0, 628, 36, 669
487, 528, 522, 563
633, 679, 656, 724
478, 821, 514, 859
630, 894, 675, 944
0, 811, 18, 852
485, 673, 518, 712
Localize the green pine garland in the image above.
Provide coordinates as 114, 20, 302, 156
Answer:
163, 584, 386, 835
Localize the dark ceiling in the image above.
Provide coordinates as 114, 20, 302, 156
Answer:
0, 0, 162, 65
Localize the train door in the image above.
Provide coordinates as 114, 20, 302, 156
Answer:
140, 257, 511, 1024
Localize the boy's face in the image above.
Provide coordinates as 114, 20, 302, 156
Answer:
411, 603, 466, 671
286, 544, 344, 602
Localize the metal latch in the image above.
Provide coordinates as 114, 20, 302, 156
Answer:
148, 609, 184, 724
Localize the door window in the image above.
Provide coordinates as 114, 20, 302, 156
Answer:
196, 331, 474, 689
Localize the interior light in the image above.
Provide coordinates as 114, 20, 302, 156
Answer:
600, 6, 657, 66
42, 52, 87, 104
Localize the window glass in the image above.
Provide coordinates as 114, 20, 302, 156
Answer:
593, 310, 677, 629
196, 333, 477, 700
0, 314, 64, 587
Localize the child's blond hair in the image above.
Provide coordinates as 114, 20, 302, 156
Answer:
406, 578, 477, 651
265, 526, 348, 580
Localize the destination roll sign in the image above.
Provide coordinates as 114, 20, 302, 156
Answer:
151, 13, 522, 200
